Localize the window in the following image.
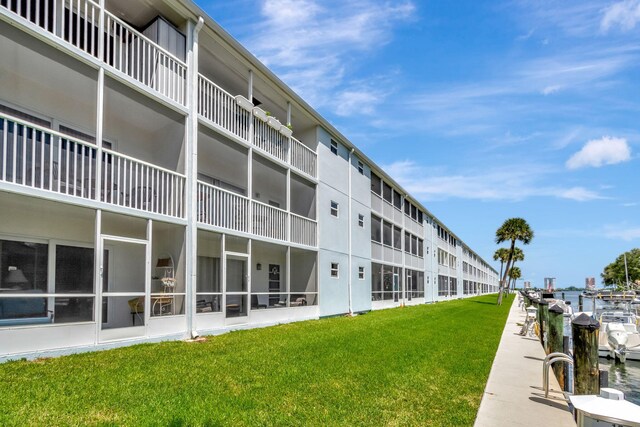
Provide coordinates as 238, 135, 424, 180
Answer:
330, 262, 339, 278
411, 235, 418, 255
383, 182, 392, 203
404, 231, 411, 253
371, 173, 382, 195
393, 190, 402, 210
383, 221, 392, 246
404, 199, 411, 215
393, 226, 402, 250
330, 139, 338, 155
0, 239, 97, 326
411, 204, 418, 221
357, 161, 364, 175
371, 215, 382, 242
358, 214, 365, 228
418, 211, 423, 224
330, 201, 339, 217
196, 256, 221, 312
358, 266, 365, 280
418, 238, 424, 257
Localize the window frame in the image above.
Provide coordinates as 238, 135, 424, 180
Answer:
330, 139, 338, 155
330, 262, 339, 278
330, 200, 339, 218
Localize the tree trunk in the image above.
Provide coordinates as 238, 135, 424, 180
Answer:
497, 240, 516, 305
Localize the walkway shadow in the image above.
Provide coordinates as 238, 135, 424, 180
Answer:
524, 355, 545, 362
529, 396, 569, 411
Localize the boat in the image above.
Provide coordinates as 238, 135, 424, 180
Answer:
598, 311, 640, 363
597, 290, 637, 302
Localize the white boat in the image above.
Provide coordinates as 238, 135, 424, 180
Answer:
598, 311, 640, 363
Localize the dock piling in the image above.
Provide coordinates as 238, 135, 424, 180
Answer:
571, 313, 600, 395
548, 304, 565, 388
538, 299, 549, 349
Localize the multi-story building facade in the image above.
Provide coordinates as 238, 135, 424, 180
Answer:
0, 0, 498, 360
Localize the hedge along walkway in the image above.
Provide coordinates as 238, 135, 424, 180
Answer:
0, 294, 513, 426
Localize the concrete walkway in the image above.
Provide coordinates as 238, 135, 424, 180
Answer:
474, 296, 576, 427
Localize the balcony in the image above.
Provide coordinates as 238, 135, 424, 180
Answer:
197, 75, 317, 179
0, 113, 185, 218
197, 181, 317, 248
1, 0, 187, 107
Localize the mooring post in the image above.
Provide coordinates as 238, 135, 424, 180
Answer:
599, 370, 608, 389
538, 299, 549, 349
549, 304, 565, 389
572, 313, 600, 395
563, 336, 572, 390
578, 294, 584, 312
562, 292, 565, 300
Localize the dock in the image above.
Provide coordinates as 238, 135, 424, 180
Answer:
474, 296, 576, 426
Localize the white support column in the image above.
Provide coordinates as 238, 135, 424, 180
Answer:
221, 234, 226, 316
95, 0, 105, 200
93, 209, 102, 343
248, 70, 253, 102
185, 17, 205, 337
286, 246, 291, 306
247, 71, 255, 236
347, 148, 354, 314
145, 219, 153, 334
286, 102, 291, 127
247, 238, 252, 313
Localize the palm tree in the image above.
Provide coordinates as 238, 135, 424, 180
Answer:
509, 247, 525, 291
508, 266, 522, 290
495, 218, 534, 305
493, 248, 510, 285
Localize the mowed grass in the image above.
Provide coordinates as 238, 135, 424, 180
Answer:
0, 294, 513, 426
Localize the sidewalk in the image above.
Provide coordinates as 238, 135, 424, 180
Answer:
474, 296, 575, 427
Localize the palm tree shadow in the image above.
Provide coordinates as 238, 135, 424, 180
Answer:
469, 301, 496, 305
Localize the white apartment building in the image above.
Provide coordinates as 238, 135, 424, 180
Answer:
0, 0, 498, 361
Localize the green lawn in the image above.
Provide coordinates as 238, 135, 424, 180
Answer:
0, 294, 513, 426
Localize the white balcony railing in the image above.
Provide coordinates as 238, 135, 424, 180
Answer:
101, 149, 185, 217
0, 113, 185, 218
1, 0, 187, 106
197, 181, 249, 233
291, 137, 317, 178
253, 118, 287, 163
252, 200, 287, 242
290, 213, 317, 247
198, 75, 250, 141
104, 10, 187, 105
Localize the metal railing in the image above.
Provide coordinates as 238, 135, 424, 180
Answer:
1, 0, 187, 106
197, 181, 250, 233
290, 213, 317, 247
0, 113, 97, 198
253, 118, 288, 163
543, 352, 574, 398
0, 113, 185, 218
198, 75, 251, 141
291, 137, 317, 178
101, 148, 185, 217
252, 200, 287, 241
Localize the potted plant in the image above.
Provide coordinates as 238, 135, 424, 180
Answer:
234, 95, 253, 112
253, 106, 268, 122
280, 123, 292, 138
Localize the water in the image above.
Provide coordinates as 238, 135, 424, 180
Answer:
554, 291, 640, 404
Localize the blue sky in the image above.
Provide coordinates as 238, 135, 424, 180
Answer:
200, 0, 640, 288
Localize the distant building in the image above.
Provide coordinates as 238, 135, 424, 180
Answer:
524, 281, 532, 289
585, 277, 596, 291
544, 278, 556, 292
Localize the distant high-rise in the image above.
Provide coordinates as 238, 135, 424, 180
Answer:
544, 277, 556, 291
524, 281, 532, 289
585, 277, 596, 290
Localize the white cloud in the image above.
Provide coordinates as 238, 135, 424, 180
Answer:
601, 0, 640, 32
541, 85, 562, 95
566, 136, 631, 169
381, 160, 605, 202
604, 224, 640, 241
244, 0, 415, 114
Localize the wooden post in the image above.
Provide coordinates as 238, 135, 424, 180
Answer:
538, 299, 549, 348
561, 292, 565, 300
572, 313, 600, 395
563, 336, 572, 392
549, 304, 565, 388
578, 294, 584, 312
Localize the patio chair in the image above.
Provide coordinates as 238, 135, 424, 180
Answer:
128, 296, 144, 325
